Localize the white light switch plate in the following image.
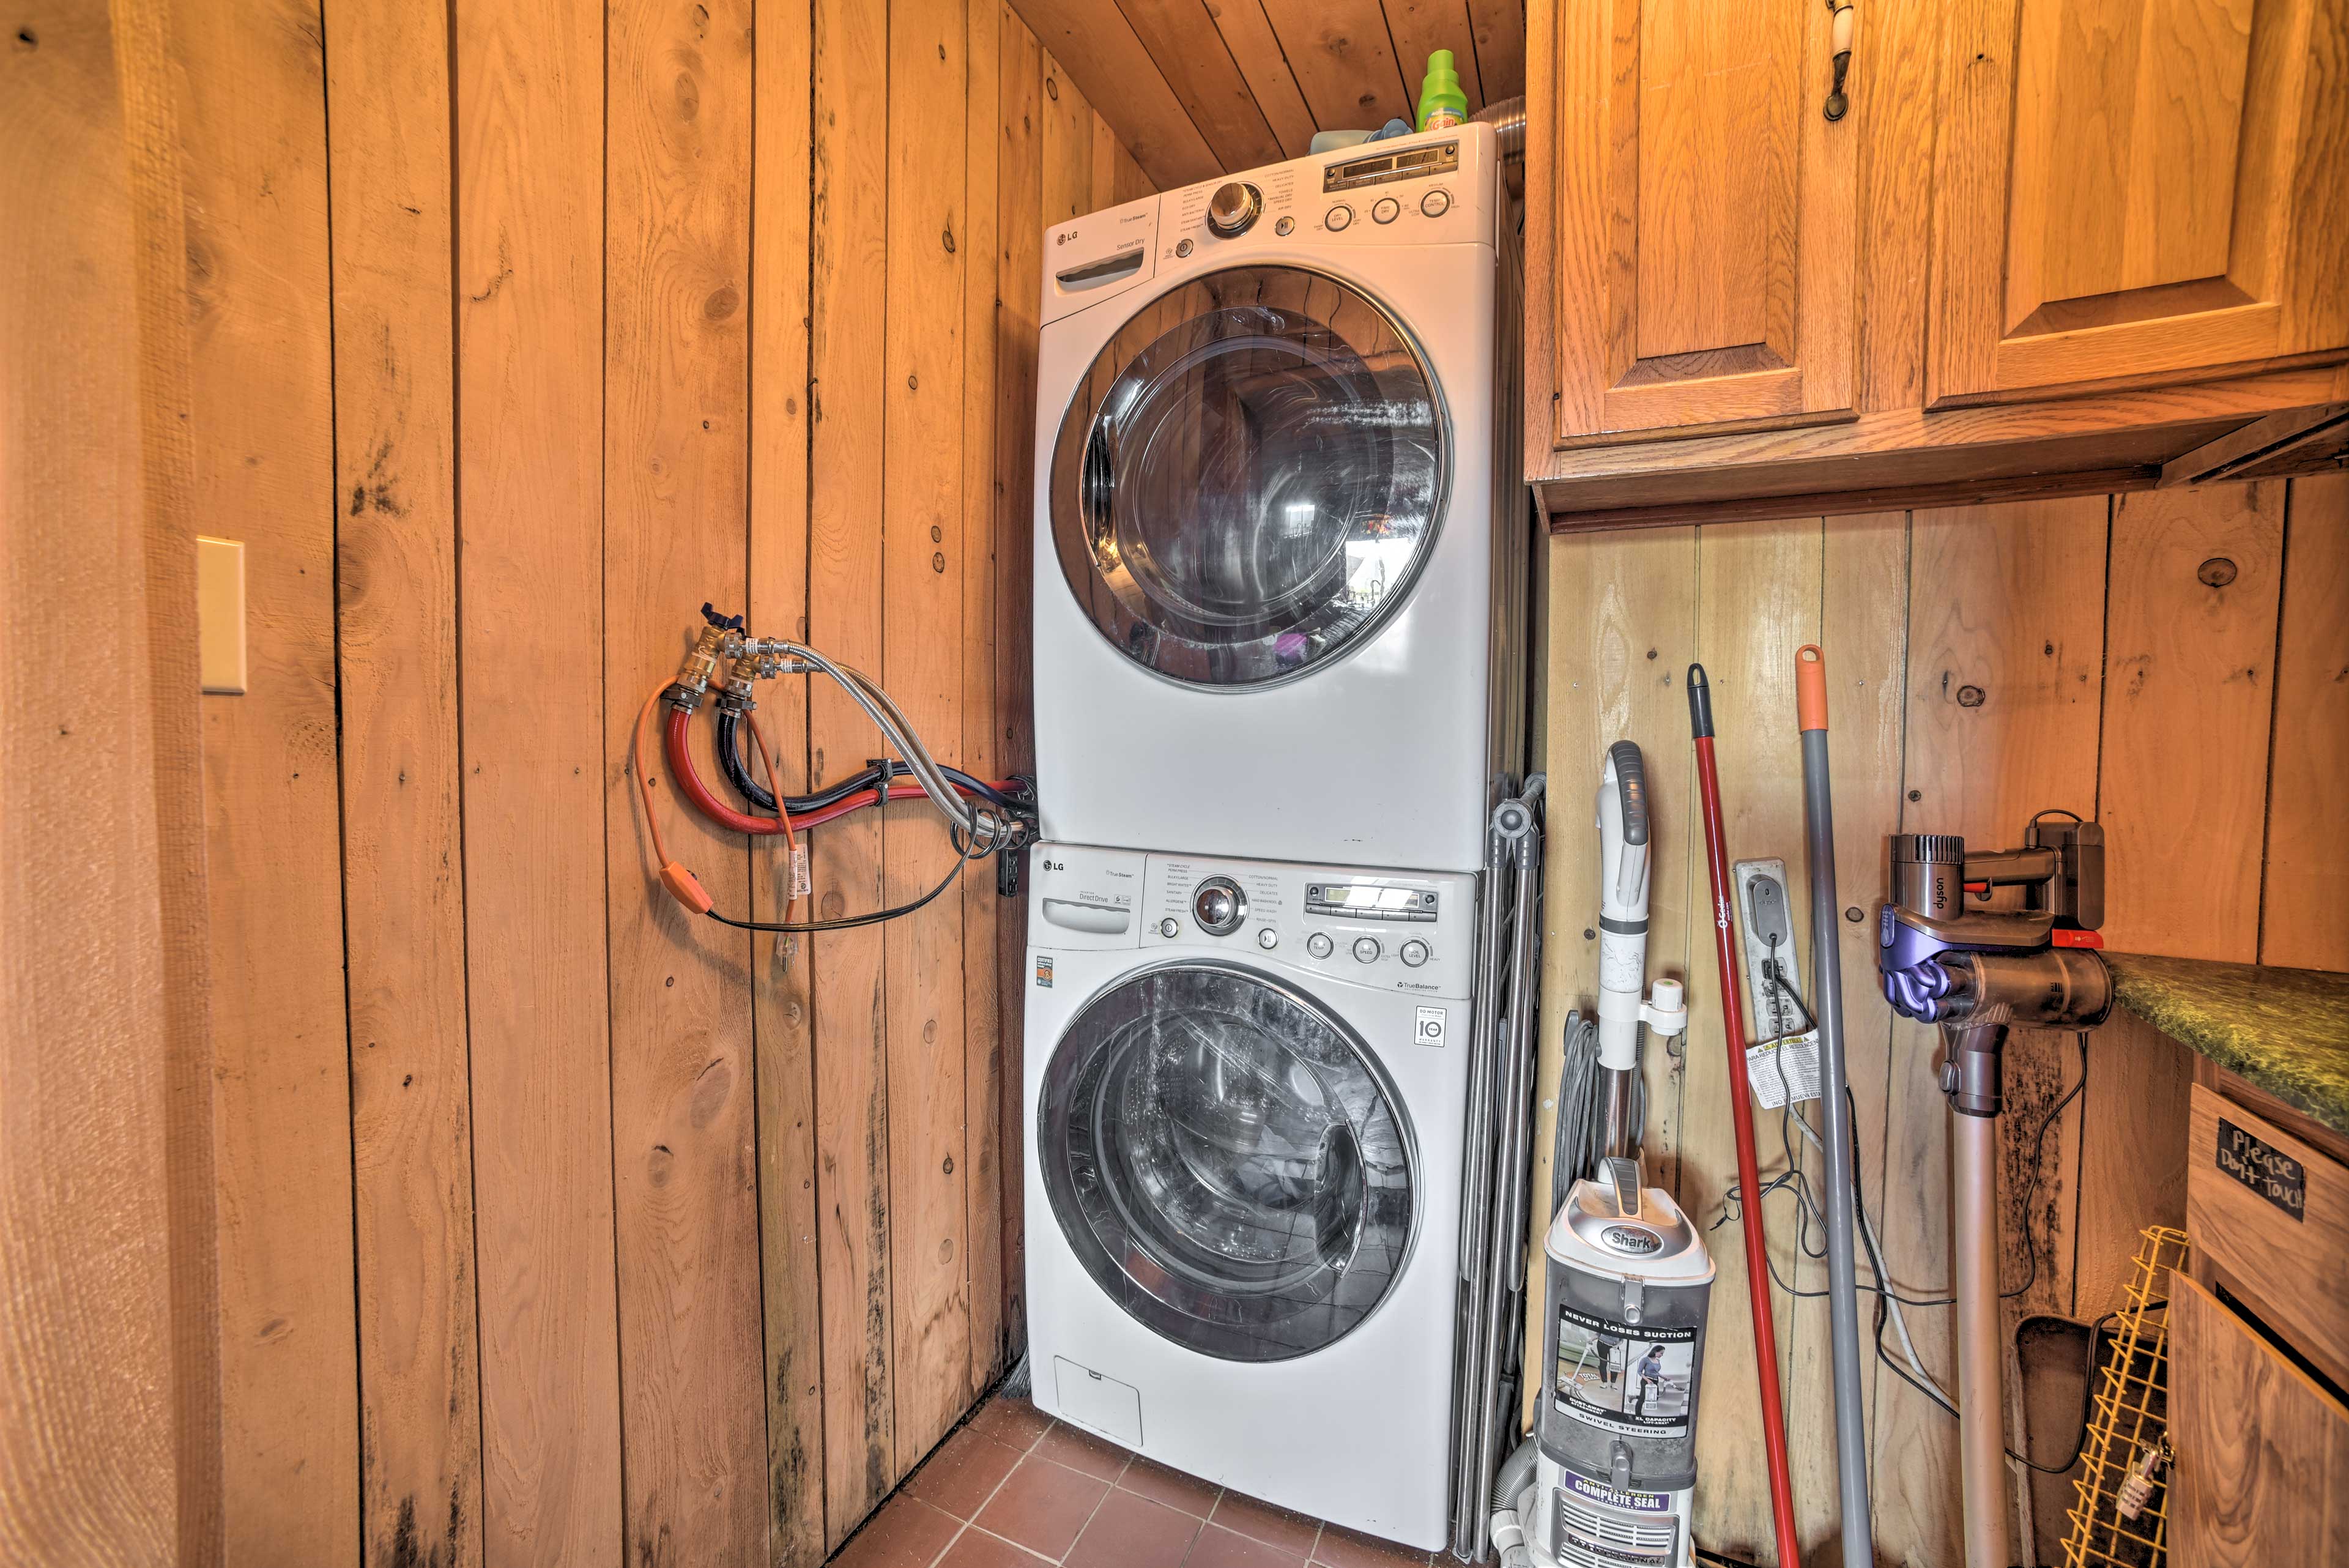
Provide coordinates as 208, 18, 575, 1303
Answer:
198, 536, 246, 694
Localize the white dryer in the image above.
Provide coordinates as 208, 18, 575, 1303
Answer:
1021, 842, 1475, 1549
1032, 124, 1526, 873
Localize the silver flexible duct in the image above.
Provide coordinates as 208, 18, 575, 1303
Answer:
1471, 95, 1525, 160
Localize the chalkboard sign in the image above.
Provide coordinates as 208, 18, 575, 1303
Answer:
2215, 1117, 2306, 1222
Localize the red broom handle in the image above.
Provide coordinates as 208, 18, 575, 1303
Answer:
1689, 667, 1802, 1568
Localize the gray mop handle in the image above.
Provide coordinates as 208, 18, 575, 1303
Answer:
1800, 645, 1876, 1567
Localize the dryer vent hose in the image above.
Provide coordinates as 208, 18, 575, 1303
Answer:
1472, 96, 1525, 160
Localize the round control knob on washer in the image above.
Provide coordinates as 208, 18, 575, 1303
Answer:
1400, 938, 1430, 968
1371, 196, 1401, 224
1191, 877, 1247, 936
1324, 204, 1353, 231
1256, 927, 1279, 950
1157, 917, 1180, 939
1420, 188, 1452, 218
1305, 932, 1334, 959
1352, 935, 1382, 964
1206, 180, 1263, 238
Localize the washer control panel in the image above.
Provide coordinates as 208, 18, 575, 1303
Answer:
1141, 852, 1474, 1000
1154, 123, 1497, 264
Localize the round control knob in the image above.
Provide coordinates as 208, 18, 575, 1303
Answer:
1256, 927, 1279, 950
1420, 188, 1452, 218
1352, 935, 1382, 964
1191, 877, 1247, 936
1371, 196, 1400, 224
1157, 917, 1180, 939
1206, 181, 1263, 238
1400, 939, 1430, 968
1306, 932, 1334, 959
1324, 204, 1353, 232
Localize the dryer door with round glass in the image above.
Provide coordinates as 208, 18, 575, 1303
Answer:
1049, 264, 1448, 688
1037, 962, 1416, 1362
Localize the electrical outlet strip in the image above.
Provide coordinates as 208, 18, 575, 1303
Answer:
1732, 858, 1820, 1109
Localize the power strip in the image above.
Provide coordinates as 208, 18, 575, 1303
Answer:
1731, 858, 1819, 1108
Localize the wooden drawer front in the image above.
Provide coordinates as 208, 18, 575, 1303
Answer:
2171, 1276, 2349, 1568
1929, 0, 2349, 406
2186, 1082, 2349, 1390
1533, 0, 1856, 444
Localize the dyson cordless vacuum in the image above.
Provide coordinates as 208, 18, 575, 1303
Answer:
1877, 816, 2113, 1568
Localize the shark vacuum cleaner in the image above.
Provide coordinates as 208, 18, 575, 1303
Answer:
1495, 744, 1713, 1568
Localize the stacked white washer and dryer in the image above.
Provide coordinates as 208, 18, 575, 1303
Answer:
1022, 121, 1526, 1552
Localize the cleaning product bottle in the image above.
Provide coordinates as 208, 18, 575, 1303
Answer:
1416, 50, 1468, 132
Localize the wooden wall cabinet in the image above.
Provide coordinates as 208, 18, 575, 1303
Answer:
1526, 0, 2349, 526
1545, 0, 1857, 442
1931, 0, 2349, 406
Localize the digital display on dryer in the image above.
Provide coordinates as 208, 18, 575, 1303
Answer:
1305, 884, 1437, 922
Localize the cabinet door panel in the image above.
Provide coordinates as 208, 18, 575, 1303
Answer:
1544, 0, 1856, 444
2172, 1276, 2349, 1568
1932, 0, 2349, 404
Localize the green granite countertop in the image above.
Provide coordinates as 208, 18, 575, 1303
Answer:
2106, 951, 2349, 1137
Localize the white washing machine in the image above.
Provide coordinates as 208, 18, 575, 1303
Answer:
1032, 124, 1526, 873
1022, 842, 1475, 1549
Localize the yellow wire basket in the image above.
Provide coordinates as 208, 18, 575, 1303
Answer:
2061, 1225, 2189, 1567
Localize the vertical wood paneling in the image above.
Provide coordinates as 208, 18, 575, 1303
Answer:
1043, 55, 1095, 226
810, 0, 899, 1537
1115, 0, 1286, 169
883, 0, 976, 1468
2262, 474, 2349, 972
174, 0, 360, 1555
321, 1, 483, 1560
961, 0, 1009, 1409
0, 4, 182, 1556
455, 0, 626, 1555
2099, 483, 2285, 961
993, 4, 1048, 1358
108, 1, 228, 1550
749, 0, 826, 1556
603, 0, 767, 1558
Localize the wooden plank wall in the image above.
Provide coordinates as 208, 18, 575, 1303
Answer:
1534, 478, 2347, 1567
113, 2, 1156, 1564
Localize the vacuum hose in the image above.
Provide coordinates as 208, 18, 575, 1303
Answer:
1488, 1436, 1540, 1568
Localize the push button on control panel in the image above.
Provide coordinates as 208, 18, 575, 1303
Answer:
1306, 932, 1334, 959
1256, 927, 1279, 950
1420, 188, 1452, 218
1157, 916, 1180, 939
1371, 196, 1401, 225
1325, 204, 1353, 231
1352, 935, 1382, 964
1400, 938, 1430, 968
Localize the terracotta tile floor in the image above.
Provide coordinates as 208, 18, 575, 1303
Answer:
831, 1393, 1438, 1568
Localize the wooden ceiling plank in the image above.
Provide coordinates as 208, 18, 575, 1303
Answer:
1203, 0, 1324, 155
1260, 0, 1417, 131
1118, 0, 1288, 172
1007, 0, 1224, 188
1466, 0, 1528, 105
1384, 0, 1487, 111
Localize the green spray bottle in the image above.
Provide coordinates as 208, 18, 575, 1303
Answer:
1415, 50, 1468, 132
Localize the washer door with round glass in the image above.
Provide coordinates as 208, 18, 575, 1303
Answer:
1038, 962, 1415, 1362
1050, 265, 1447, 688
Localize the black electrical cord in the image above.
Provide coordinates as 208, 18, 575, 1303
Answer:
703, 819, 1017, 935
716, 707, 1031, 818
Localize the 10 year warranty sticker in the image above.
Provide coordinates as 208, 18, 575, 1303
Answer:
1416, 1006, 1447, 1047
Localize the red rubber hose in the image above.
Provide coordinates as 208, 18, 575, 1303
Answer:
662, 704, 1017, 836
1689, 667, 1803, 1568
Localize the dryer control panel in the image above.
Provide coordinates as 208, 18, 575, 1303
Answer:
1154, 121, 1498, 266
1144, 854, 1475, 1001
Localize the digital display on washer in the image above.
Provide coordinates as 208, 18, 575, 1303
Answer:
1322, 140, 1460, 193
1305, 883, 1438, 922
